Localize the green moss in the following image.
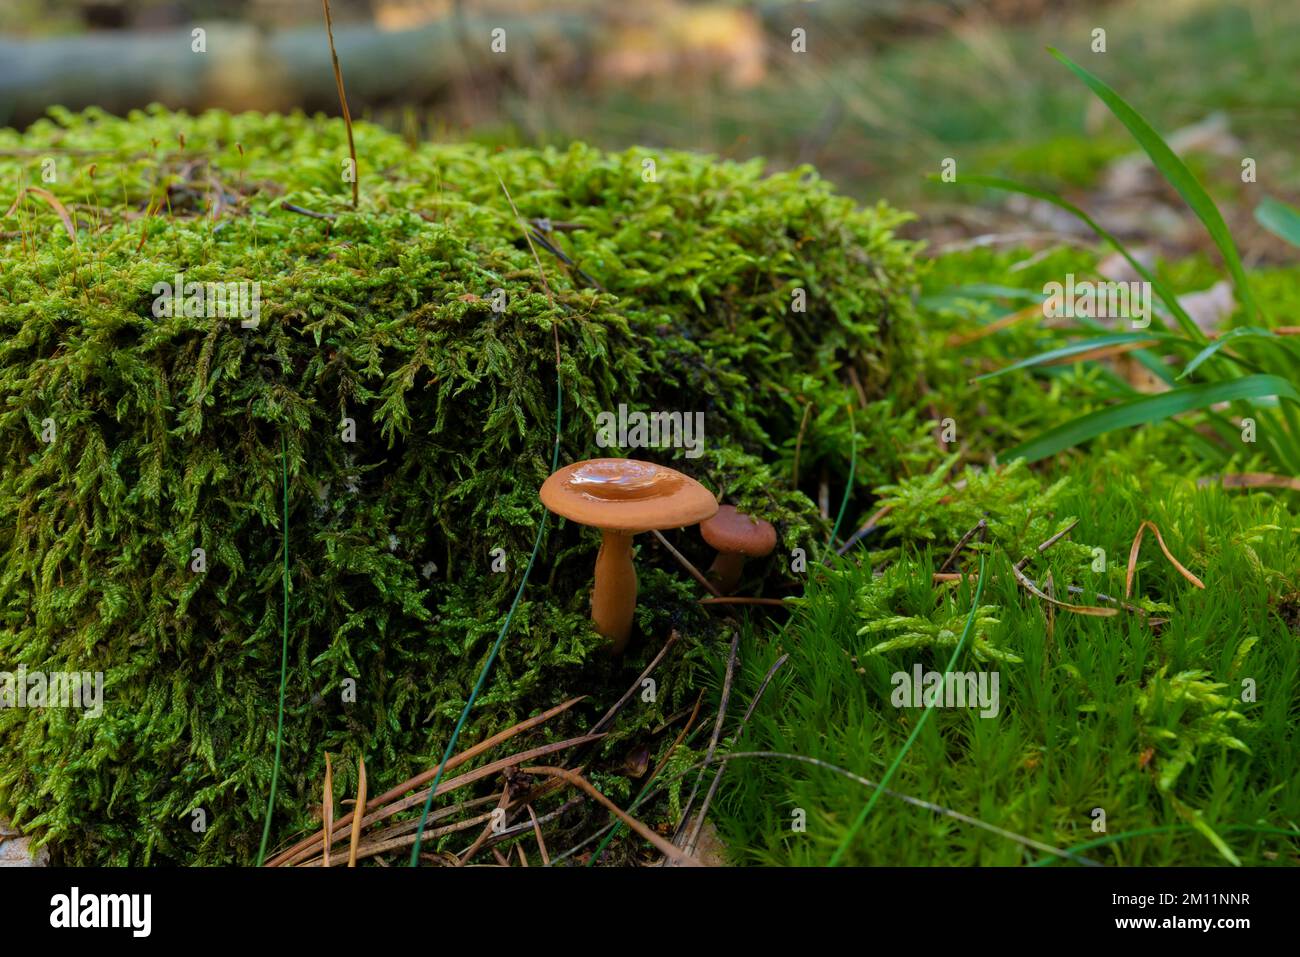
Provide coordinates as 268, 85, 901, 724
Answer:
0, 107, 922, 863
709, 453, 1300, 866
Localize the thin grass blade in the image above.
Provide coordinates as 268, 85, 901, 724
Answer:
1177, 326, 1284, 380
1255, 196, 1300, 247
1048, 48, 1257, 321
1004, 375, 1300, 463
973, 332, 1179, 382
953, 174, 1203, 341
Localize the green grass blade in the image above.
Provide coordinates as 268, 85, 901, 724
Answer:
956, 174, 1204, 342
1004, 374, 1300, 463
1255, 196, 1300, 247
973, 331, 1184, 382
1177, 326, 1281, 380
1183, 810, 1242, 867
1048, 48, 1257, 322
1070, 313, 1182, 387
1030, 824, 1300, 867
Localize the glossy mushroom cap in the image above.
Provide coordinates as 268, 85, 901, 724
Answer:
540, 458, 718, 532
700, 505, 777, 557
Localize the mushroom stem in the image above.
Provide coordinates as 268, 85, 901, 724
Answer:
707, 552, 746, 595
592, 529, 637, 654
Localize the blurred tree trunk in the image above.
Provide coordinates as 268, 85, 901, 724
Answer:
0, 13, 589, 126
0, 0, 1115, 127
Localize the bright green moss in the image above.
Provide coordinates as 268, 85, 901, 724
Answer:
0, 107, 922, 864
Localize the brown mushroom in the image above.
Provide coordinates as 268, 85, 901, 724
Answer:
540, 458, 717, 653
699, 505, 776, 594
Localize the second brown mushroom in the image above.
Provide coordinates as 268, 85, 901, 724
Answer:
699, 505, 776, 594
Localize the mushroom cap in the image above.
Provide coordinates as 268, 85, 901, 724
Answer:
700, 505, 777, 557
540, 458, 718, 533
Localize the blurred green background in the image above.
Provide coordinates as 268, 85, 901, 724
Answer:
3, 0, 1298, 256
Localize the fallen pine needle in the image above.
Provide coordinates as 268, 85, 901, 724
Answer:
322, 753, 333, 869
651, 528, 720, 596
266, 695, 585, 866
938, 518, 987, 573
590, 633, 678, 735
308, 808, 494, 867
671, 633, 739, 852
585, 691, 705, 866
1198, 473, 1300, 492
682, 653, 790, 859
347, 756, 366, 867
274, 733, 601, 867
1010, 562, 1118, 617
1126, 520, 1206, 599
304, 796, 583, 867
458, 789, 510, 866
1015, 518, 1079, 570
521, 765, 701, 866
526, 804, 549, 866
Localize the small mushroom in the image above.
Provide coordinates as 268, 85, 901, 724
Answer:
699, 505, 776, 594
540, 458, 717, 654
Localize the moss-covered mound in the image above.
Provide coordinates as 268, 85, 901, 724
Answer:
0, 107, 921, 864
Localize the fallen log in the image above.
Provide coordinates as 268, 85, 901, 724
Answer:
0, 14, 590, 126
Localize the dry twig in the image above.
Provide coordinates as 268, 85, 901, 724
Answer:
651, 529, 720, 597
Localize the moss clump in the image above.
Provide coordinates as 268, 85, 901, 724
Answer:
0, 107, 921, 864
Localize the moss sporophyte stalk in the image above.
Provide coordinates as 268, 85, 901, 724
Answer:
0, 107, 921, 864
